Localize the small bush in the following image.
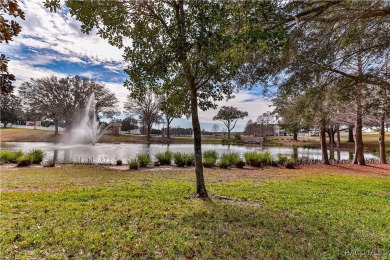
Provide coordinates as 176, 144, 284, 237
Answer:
129, 159, 139, 170
285, 158, 296, 169
244, 151, 262, 167
234, 159, 245, 168
277, 153, 288, 165
174, 153, 186, 167
244, 151, 275, 167
174, 153, 195, 167
155, 151, 173, 165
28, 149, 44, 164
116, 160, 123, 166
203, 150, 218, 167
185, 153, 195, 166
137, 153, 151, 167
0, 150, 23, 163
218, 157, 231, 169
16, 154, 34, 167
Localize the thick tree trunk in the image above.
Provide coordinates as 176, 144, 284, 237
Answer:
379, 112, 387, 164
293, 132, 298, 141
352, 94, 365, 165
348, 126, 354, 142
190, 83, 208, 198
320, 118, 330, 165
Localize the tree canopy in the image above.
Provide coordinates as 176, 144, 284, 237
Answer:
19, 76, 119, 134
213, 106, 248, 140
45, 0, 287, 197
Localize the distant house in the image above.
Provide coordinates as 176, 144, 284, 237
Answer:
26, 121, 41, 126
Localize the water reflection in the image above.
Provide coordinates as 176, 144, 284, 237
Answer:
0, 142, 378, 164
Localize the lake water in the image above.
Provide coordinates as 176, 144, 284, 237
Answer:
0, 142, 378, 164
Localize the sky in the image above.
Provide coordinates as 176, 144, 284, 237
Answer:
2, 0, 273, 131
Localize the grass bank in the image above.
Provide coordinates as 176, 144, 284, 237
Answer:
1, 165, 389, 259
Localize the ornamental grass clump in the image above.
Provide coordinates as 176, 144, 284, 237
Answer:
217, 152, 240, 168
203, 150, 218, 168
155, 151, 173, 165
173, 152, 187, 167
16, 154, 34, 167
28, 149, 45, 164
173, 153, 195, 167
0, 150, 23, 163
129, 159, 139, 170
244, 151, 275, 167
136, 153, 151, 167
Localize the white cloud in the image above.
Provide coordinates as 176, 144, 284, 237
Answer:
14, 0, 124, 65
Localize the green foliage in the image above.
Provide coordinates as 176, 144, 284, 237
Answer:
16, 154, 33, 167
203, 150, 218, 167
217, 152, 240, 168
213, 107, 248, 138
0, 150, 23, 163
128, 159, 139, 170
244, 151, 275, 167
173, 153, 186, 167
136, 153, 151, 168
277, 154, 295, 169
28, 149, 44, 164
234, 159, 246, 169
155, 151, 173, 165
173, 153, 195, 167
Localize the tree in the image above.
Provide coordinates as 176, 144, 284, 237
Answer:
159, 90, 188, 139
124, 91, 161, 139
1, 0, 25, 94
46, 0, 287, 197
19, 76, 119, 134
120, 116, 138, 132
256, 111, 275, 139
0, 93, 21, 127
213, 106, 248, 140
245, 1, 389, 165
211, 124, 219, 137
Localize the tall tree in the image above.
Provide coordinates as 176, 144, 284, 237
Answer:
124, 91, 161, 139
0, 92, 21, 127
256, 111, 275, 139
1, 0, 25, 94
46, 0, 286, 197
19, 76, 119, 134
213, 106, 248, 140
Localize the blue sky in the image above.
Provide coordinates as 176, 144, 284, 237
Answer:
3, 0, 272, 131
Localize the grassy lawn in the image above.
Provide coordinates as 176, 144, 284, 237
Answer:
1, 165, 389, 259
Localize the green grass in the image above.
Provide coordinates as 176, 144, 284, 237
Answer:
0, 166, 389, 259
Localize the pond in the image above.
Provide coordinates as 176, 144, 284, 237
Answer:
0, 142, 378, 164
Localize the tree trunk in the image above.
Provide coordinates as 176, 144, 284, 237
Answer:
320, 118, 330, 165
147, 124, 151, 139
190, 81, 208, 198
227, 129, 231, 140
336, 125, 341, 149
166, 120, 171, 139
379, 111, 387, 164
348, 126, 354, 142
353, 50, 365, 165
54, 119, 59, 135
293, 132, 298, 141
352, 93, 365, 165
